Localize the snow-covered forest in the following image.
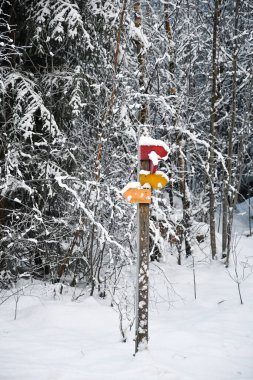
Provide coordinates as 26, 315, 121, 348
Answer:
1, 1, 253, 379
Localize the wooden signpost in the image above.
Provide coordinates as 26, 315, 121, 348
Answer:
121, 135, 169, 353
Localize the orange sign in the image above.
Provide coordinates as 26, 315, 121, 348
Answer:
122, 188, 151, 204
139, 172, 169, 189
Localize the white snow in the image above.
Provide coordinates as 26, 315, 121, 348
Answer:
139, 170, 170, 183
129, 23, 150, 52
139, 136, 170, 153
148, 151, 159, 166
234, 197, 253, 236
121, 182, 141, 194
139, 170, 150, 176
0, 210, 253, 380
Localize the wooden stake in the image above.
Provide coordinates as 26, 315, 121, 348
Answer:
135, 159, 150, 353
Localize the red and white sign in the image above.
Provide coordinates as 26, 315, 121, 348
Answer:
139, 136, 170, 173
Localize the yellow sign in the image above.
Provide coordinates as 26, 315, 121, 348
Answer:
139, 171, 169, 189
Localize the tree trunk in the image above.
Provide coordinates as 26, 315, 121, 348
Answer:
209, 0, 222, 259
164, 1, 192, 259
225, 0, 240, 267
133, 1, 150, 353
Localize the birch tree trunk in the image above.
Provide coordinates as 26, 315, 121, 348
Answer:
225, 0, 241, 267
209, 0, 222, 259
133, 1, 148, 125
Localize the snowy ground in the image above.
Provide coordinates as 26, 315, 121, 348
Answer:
1, 203, 253, 380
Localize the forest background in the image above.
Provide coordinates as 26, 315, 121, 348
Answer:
0, 0, 253, 306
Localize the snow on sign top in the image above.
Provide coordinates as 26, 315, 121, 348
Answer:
121, 181, 141, 195
155, 171, 170, 182
139, 136, 170, 152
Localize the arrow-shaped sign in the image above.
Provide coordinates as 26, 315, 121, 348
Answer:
140, 145, 169, 161
139, 136, 170, 174
139, 136, 169, 161
122, 182, 151, 204
139, 171, 169, 189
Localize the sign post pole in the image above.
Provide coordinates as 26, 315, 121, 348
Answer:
135, 158, 150, 353
121, 136, 170, 354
